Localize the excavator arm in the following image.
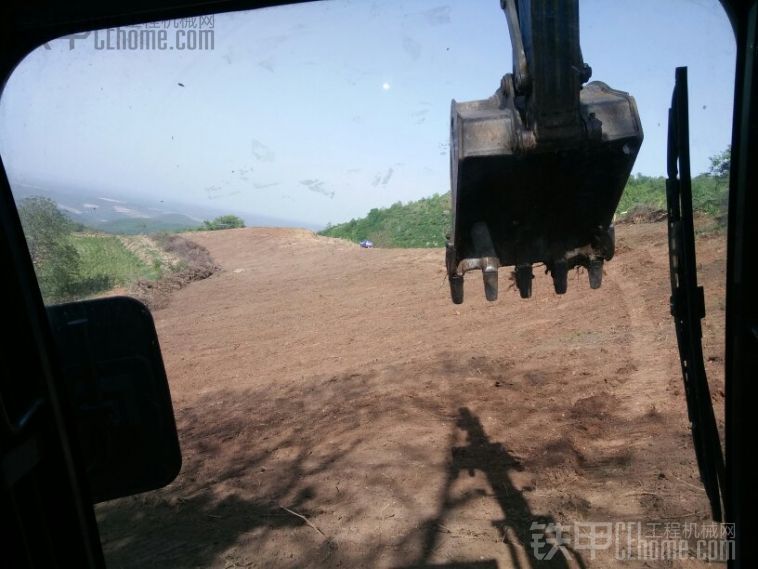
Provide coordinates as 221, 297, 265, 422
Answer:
446, 0, 643, 302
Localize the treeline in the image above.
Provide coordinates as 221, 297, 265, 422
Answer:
321, 193, 450, 248
618, 173, 728, 220
321, 147, 730, 248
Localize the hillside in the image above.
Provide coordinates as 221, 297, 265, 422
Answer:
321, 174, 728, 247
320, 193, 450, 247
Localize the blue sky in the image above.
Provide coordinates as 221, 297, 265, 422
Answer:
0, 0, 735, 227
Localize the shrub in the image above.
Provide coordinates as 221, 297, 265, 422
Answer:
201, 215, 245, 230
17, 196, 83, 302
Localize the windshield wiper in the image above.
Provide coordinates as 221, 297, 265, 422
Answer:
666, 66, 726, 521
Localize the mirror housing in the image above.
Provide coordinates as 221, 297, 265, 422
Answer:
46, 296, 181, 503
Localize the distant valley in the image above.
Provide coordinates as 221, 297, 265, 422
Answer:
11, 182, 317, 234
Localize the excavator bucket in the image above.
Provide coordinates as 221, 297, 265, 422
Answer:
446, 0, 643, 303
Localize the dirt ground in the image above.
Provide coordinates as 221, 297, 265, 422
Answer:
96, 221, 728, 569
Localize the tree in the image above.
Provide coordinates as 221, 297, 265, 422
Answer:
708, 145, 731, 178
201, 214, 246, 230
17, 196, 82, 302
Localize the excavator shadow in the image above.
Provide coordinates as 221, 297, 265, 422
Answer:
395, 407, 586, 569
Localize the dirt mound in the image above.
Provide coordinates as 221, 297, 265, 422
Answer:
98, 222, 727, 569
617, 204, 668, 224
131, 234, 218, 309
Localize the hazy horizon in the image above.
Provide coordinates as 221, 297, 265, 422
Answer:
11, 180, 321, 231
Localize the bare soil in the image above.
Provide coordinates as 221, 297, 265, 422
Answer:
96, 222, 728, 569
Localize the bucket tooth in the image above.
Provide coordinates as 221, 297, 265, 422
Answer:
470, 221, 500, 302
588, 258, 604, 289
483, 270, 498, 301
515, 264, 533, 299
449, 274, 464, 304
552, 260, 569, 294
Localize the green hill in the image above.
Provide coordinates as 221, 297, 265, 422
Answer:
321, 193, 451, 248
320, 174, 728, 248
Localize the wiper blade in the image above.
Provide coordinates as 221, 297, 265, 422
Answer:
666, 66, 726, 521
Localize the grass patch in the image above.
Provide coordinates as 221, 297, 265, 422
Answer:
71, 233, 161, 291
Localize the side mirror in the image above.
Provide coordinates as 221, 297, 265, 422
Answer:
46, 296, 181, 503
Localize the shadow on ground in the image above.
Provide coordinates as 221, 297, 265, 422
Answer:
95, 351, 685, 568
393, 407, 585, 569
